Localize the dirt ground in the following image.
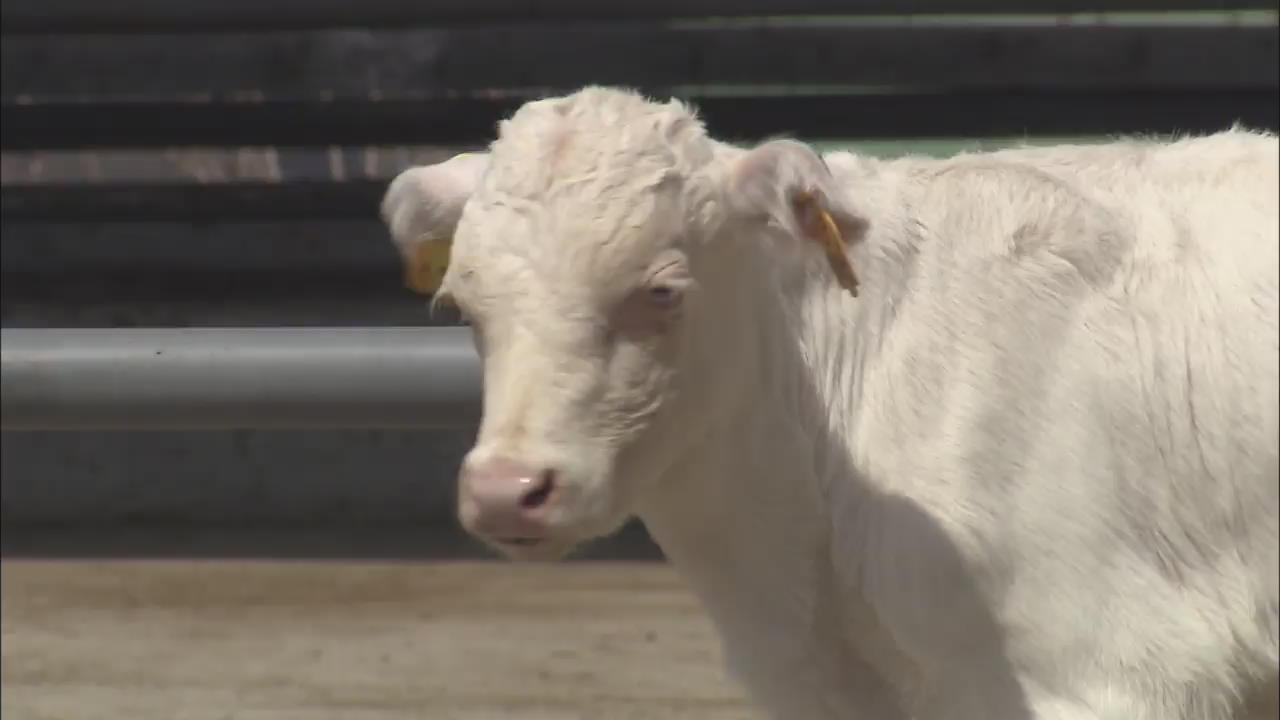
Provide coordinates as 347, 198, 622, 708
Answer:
1, 560, 759, 720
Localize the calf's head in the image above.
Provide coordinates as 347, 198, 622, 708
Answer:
381, 88, 862, 560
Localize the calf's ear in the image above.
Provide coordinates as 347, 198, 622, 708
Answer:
723, 140, 863, 296
380, 152, 489, 295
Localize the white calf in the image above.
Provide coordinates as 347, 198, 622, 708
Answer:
382, 87, 1279, 720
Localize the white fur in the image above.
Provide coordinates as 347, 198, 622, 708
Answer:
381, 87, 1279, 720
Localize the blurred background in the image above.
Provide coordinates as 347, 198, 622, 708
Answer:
2, 1, 1277, 558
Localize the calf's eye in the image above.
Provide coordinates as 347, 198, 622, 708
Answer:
646, 284, 682, 308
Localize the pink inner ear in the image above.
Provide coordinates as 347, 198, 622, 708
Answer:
789, 190, 827, 240
732, 145, 779, 185
433, 153, 490, 202
727, 140, 834, 226
729, 144, 791, 205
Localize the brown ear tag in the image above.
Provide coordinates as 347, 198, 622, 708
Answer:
404, 234, 452, 296
793, 191, 860, 297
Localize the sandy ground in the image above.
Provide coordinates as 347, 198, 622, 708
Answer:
1, 560, 759, 720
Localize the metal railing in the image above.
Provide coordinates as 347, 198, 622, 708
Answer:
0, 327, 482, 431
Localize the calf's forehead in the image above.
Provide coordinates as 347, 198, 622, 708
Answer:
447, 87, 714, 295
453, 176, 685, 293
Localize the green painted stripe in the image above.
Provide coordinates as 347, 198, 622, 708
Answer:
809, 135, 1180, 158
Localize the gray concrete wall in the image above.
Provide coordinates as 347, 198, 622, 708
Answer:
1, 429, 472, 523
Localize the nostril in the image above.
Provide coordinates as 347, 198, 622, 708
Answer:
518, 469, 556, 510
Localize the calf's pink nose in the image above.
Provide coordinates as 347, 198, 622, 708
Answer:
458, 457, 557, 538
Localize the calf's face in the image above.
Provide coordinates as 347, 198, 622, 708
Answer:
449, 184, 702, 560
381, 96, 857, 560
384, 146, 716, 560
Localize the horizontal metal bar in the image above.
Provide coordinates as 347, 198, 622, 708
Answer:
4, 0, 1271, 33
0, 327, 482, 431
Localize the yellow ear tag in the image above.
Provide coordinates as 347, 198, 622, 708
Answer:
400, 152, 478, 295
794, 191, 860, 298
404, 234, 451, 296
